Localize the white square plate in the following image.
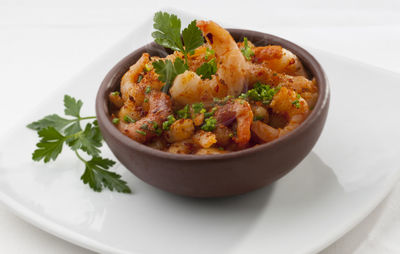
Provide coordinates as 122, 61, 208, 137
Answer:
1, 14, 400, 254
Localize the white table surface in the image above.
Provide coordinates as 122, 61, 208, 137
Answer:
1, 0, 400, 253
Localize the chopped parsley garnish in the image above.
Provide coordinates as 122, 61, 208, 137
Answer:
177, 104, 190, 119
145, 86, 151, 94
213, 95, 233, 105
204, 107, 217, 118
27, 95, 131, 193
192, 103, 205, 114
201, 116, 217, 131
196, 58, 217, 80
292, 94, 301, 109
110, 91, 120, 96
144, 98, 149, 103
205, 48, 215, 60
239, 82, 278, 105
162, 115, 176, 130
112, 118, 120, 124
150, 121, 162, 136
123, 115, 136, 123
137, 75, 143, 83
144, 63, 152, 72
152, 12, 204, 63
253, 115, 264, 121
152, 58, 188, 93
136, 130, 147, 136
241, 37, 254, 60
140, 123, 149, 130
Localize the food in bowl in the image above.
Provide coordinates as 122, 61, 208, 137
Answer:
108, 12, 318, 155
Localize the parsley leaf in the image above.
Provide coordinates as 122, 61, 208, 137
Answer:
81, 157, 131, 193
152, 58, 188, 93
152, 12, 183, 52
32, 127, 66, 163
152, 12, 204, 63
64, 95, 83, 117
182, 20, 204, 56
241, 37, 254, 61
67, 122, 102, 156
27, 114, 72, 131
64, 121, 82, 136
196, 58, 217, 80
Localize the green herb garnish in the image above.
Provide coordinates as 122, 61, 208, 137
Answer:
112, 118, 120, 124
27, 95, 131, 193
292, 94, 301, 109
123, 115, 136, 123
152, 12, 204, 63
196, 58, 217, 80
241, 37, 254, 60
152, 58, 188, 93
136, 130, 147, 136
144, 63, 152, 72
140, 123, 149, 130
177, 104, 190, 119
111, 91, 120, 96
192, 103, 204, 114
145, 86, 151, 94
201, 116, 217, 131
253, 115, 264, 121
213, 95, 233, 105
204, 107, 217, 118
162, 115, 176, 130
239, 82, 278, 105
205, 48, 215, 60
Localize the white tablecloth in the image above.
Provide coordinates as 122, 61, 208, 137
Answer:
1, 0, 400, 253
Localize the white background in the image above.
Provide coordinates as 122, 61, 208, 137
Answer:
1, 0, 400, 253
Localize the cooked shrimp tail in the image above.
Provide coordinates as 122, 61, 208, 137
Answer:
197, 20, 249, 96
120, 53, 150, 101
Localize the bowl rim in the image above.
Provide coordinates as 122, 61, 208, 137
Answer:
96, 28, 330, 161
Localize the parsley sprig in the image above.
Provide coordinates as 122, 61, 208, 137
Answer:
27, 95, 131, 193
152, 12, 204, 64
152, 58, 188, 93
196, 58, 217, 80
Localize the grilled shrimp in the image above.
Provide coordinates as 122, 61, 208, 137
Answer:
247, 63, 318, 109
118, 91, 172, 143
214, 99, 253, 147
197, 20, 249, 96
253, 46, 307, 77
251, 87, 309, 143
170, 71, 228, 106
120, 53, 150, 101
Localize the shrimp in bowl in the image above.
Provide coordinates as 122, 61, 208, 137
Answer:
96, 12, 329, 197
104, 13, 321, 155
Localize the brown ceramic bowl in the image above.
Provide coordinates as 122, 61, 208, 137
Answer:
96, 29, 330, 198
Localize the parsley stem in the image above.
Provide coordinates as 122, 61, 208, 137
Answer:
75, 150, 88, 164
78, 116, 97, 121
